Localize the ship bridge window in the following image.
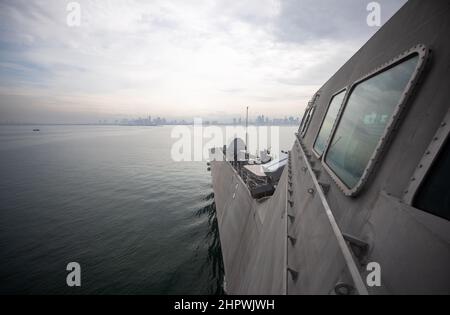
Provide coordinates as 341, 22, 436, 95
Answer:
324, 54, 420, 192
299, 107, 310, 134
413, 138, 450, 221
300, 106, 315, 138
313, 90, 346, 156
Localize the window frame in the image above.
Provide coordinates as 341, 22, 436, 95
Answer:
298, 105, 311, 135
404, 108, 450, 206
300, 105, 315, 138
299, 93, 320, 138
312, 88, 347, 159
321, 44, 430, 197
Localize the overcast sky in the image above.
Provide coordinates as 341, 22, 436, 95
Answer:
0, 0, 407, 123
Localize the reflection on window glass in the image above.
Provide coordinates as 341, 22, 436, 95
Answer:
325, 55, 419, 188
314, 90, 346, 156
414, 139, 450, 221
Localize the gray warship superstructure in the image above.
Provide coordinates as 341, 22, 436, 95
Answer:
209, 0, 450, 295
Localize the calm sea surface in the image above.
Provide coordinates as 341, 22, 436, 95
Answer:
0, 125, 297, 294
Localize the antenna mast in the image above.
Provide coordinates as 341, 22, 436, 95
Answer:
245, 106, 249, 157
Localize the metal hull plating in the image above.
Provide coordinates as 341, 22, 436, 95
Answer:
211, 0, 450, 294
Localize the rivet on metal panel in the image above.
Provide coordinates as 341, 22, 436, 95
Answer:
334, 283, 354, 295
287, 214, 295, 223
287, 268, 299, 281
343, 233, 369, 261
287, 235, 297, 245
319, 182, 330, 195
313, 169, 321, 178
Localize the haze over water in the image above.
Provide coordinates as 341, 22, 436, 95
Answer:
0, 125, 296, 294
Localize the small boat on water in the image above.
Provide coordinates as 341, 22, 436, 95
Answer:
33, 129, 40, 132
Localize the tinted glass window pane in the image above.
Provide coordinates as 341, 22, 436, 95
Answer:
325, 55, 419, 188
414, 139, 450, 221
314, 90, 346, 155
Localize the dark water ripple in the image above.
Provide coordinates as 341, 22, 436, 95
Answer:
0, 125, 296, 294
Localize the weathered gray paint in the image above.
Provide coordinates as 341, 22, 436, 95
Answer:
211, 0, 450, 295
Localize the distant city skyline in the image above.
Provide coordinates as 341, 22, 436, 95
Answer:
97, 114, 301, 126
0, 113, 302, 126
0, 1, 407, 124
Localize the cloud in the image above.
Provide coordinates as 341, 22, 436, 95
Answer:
274, 0, 406, 43
0, 0, 407, 123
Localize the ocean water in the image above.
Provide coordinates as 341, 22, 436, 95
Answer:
0, 125, 297, 294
